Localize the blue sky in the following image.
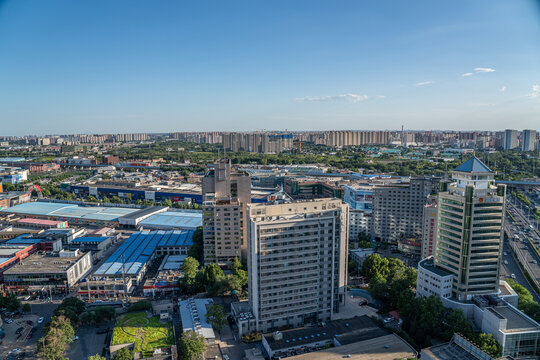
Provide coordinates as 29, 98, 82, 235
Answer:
0, 0, 539, 135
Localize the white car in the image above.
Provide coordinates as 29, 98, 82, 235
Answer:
511, 274, 516, 279
72, 336, 79, 341
503, 252, 508, 256
38, 317, 44, 324
383, 317, 393, 324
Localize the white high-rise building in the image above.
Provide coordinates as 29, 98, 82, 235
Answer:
246, 199, 348, 333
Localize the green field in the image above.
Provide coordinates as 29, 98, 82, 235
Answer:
112, 312, 174, 357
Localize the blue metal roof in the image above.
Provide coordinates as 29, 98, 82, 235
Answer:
454, 157, 492, 173
94, 229, 194, 277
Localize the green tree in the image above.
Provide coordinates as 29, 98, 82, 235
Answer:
187, 227, 203, 261
472, 333, 502, 358
111, 196, 122, 204
206, 304, 228, 333
88, 355, 106, 360
203, 263, 225, 287
180, 330, 206, 360
103, 197, 111, 203
0, 293, 21, 311
22, 303, 31, 313
234, 268, 248, 288
163, 199, 172, 207
38, 315, 75, 360
113, 347, 134, 360
182, 257, 200, 279
87, 195, 98, 202
361, 253, 390, 282
230, 257, 242, 273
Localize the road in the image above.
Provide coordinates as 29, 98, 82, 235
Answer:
504, 198, 540, 293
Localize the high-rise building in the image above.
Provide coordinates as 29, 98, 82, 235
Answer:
522, 129, 537, 151
371, 177, 440, 243
202, 159, 251, 265
246, 199, 348, 332
222, 132, 293, 154
323, 130, 390, 147
503, 129, 519, 150
432, 157, 506, 300
421, 196, 438, 259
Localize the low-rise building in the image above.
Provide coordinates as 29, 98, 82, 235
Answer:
349, 248, 374, 269
4, 249, 92, 294
416, 257, 453, 299
179, 298, 216, 342
78, 277, 133, 301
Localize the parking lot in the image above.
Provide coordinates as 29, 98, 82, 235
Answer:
66, 326, 110, 360
0, 303, 57, 359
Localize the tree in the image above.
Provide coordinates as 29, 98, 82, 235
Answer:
88, 355, 106, 360
206, 304, 228, 333
127, 300, 151, 312
182, 257, 200, 279
0, 293, 21, 311
22, 303, 31, 313
103, 197, 111, 203
87, 195, 98, 202
187, 227, 203, 261
179, 330, 206, 360
472, 333, 502, 358
113, 347, 134, 360
38, 315, 74, 360
230, 257, 242, 273
234, 268, 248, 288
203, 263, 225, 287
111, 196, 122, 204
362, 254, 389, 282
163, 199, 172, 207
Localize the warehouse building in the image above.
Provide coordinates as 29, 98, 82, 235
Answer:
0, 202, 139, 227
93, 230, 194, 284
138, 209, 202, 230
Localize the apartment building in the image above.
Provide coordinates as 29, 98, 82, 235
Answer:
247, 199, 348, 333
421, 196, 438, 259
522, 129, 537, 151
434, 157, 506, 300
222, 132, 293, 154
202, 159, 251, 265
503, 129, 519, 150
323, 130, 390, 147
371, 177, 440, 243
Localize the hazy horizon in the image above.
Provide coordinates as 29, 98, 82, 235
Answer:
1, 0, 540, 136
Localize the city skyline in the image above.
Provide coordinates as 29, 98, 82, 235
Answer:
1, 0, 540, 135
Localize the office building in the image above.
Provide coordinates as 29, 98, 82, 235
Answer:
372, 177, 440, 243
522, 129, 537, 151
433, 157, 505, 300
246, 199, 348, 333
503, 129, 519, 150
202, 159, 251, 265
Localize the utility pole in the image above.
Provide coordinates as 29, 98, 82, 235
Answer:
121, 254, 128, 306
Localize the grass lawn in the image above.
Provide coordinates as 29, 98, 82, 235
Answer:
112, 312, 174, 357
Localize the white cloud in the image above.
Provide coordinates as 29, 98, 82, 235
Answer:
296, 94, 369, 102
474, 67, 496, 73
415, 81, 435, 86
499, 86, 506, 92
462, 72, 473, 77
525, 84, 539, 98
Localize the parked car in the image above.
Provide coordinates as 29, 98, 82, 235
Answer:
38, 317, 44, 324
72, 336, 79, 341
511, 273, 516, 279
5, 318, 13, 324
15, 327, 24, 335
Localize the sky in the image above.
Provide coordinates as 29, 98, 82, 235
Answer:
0, 0, 539, 136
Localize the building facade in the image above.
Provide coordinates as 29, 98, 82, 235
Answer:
247, 199, 348, 333
434, 157, 506, 301
522, 129, 537, 151
372, 177, 440, 243
202, 159, 251, 265
503, 129, 519, 150
421, 196, 438, 259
